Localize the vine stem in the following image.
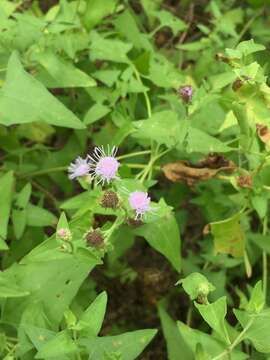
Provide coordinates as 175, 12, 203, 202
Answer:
263, 214, 268, 300
211, 319, 254, 360
131, 63, 152, 118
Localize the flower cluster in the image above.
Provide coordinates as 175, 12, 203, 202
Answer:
68, 146, 119, 185
68, 145, 152, 220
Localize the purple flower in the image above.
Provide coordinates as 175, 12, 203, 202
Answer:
128, 191, 151, 219
88, 146, 120, 184
179, 85, 193, 103
68, 157, 90, 180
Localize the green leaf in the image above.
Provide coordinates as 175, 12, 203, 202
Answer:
235, 39, 265, 57
234, 309, 270, 353
0, 171, 14, 242
178, 273, 215, 301
26, 204, 57, 227
194, 297, 230, 344
83, 0, 117, 30
187, 128, 232, 154
35, 51, 96, 88
35, 330, 78, 358
76, 291, 107, 336
0, 274, 29, 298
12, 183, 32, 239
158, 303, 193, 360
89, 32, 133, 63
79, 329, 157, 360
134, 213, 181, 272
246, 281, 265, 314
152, 10, 187, 36
0, 52, 85, 129
84, 103, 111, 125
177, 322, 246, 359
210, 212, 246, 258
133, 111, 188, 148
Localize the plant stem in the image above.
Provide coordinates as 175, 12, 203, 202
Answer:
131, 64, 152, 118
263, 214, 268, 300
18, 166, 67, 179
117, 150, 151, 160
211, 319, 254, 360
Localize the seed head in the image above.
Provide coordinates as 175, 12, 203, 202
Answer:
85, 229, 104, 248
101, 190, 119, 209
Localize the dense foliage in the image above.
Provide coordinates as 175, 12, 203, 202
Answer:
1, 0, 270, 359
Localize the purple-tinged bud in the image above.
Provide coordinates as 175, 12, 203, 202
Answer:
101, 190, 119, 209
57, 228, 72, 241
85, 229, 104, 248
179, 85, 193, 103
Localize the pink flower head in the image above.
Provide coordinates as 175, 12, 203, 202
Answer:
128, 191, 151, 219
57, 228, 72, 241
68, 156, 90, 180
88, 146, 120, 184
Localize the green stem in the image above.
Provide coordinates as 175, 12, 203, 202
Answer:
263, 215, 268, 301
131, 64, 152, 118
18, 166, 67, 179
211, 319, 254, 360
117, 150, 151, 160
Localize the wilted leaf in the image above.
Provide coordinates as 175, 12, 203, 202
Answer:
210, 212, 245, 257
162, 156, 236, 186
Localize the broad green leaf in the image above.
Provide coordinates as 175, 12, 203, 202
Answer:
84, 103, 111, 125
35, 330, 77, 358
79, 329, 157, 360
178, 273, 215, 301
195, 297, 230, 344
83, 0, 117, 30
187, 128, 232, 154
0, 275, 29, 298
234, 39, 265, 58
114, 10, 152, 50
177, 322, 247, 360
12, 183, 32, 239
234, 309, 270, 353
158, 303, 193, 360
0, 171, 14, 242
26, 204, 57, 227
246, 281, 265, 314
35, 51, 96, 88
210, 212, 245, 258
0, 52, 85, 129
134, 213, 181, 272
76, 291, 107, 336
152, 10, 187, 36
133, 111, 188, 148
89, 32, 133, 64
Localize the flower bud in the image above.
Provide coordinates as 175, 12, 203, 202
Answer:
57, 228, 72, 241
101, 190, 119, 209
85, 229, 104, 248
232, 78, 243, 92
179, 85, 193, 103
126, 217, 143, 227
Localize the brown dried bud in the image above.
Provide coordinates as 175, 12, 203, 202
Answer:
215, 53, 230, 64
85, 229, 104, 248
126, 217, 143, 227
101, 190, 119, 209
232, 78, 243, 92
237, 175, 253, 189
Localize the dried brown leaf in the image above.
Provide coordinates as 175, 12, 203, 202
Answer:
162, 156, 236, 186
